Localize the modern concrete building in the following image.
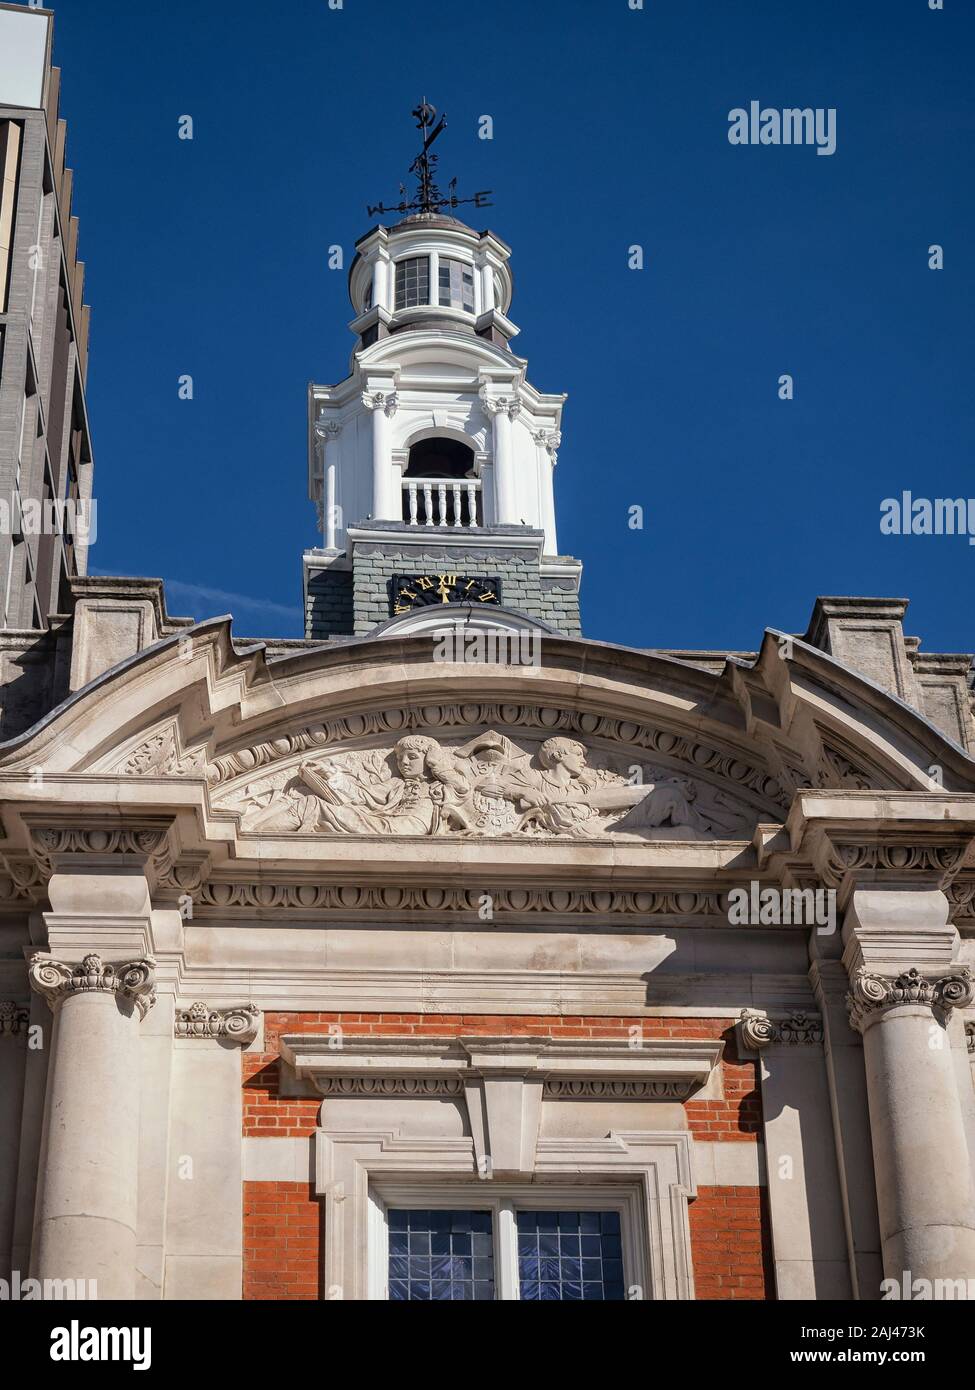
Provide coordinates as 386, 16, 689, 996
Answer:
1, 67, 974, 1302
0, 4, 93, 635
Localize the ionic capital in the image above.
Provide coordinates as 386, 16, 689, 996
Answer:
28, 953, 157, 1020
846, 965, 974, 1034
480, 391, 520, 421
174, 1001, 260, 1044
737, 1008, 824, 1051
532, 427, 561, 462
314, 419, 342, 448
363, 389, 398, 416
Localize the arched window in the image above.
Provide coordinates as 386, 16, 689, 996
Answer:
404, 437, 475, 480
402, 437, 482, 527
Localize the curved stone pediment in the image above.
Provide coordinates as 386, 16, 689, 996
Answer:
0, 619, 974, 889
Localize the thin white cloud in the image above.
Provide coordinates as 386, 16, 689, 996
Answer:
163, 580, 299, 622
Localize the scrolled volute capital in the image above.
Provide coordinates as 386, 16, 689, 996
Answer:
480, 391, 520, 421
846, 965, 975, 1033
737, 1008, 824, 1051
28, 952, 157, 1020
174, 1001, 260, 1044
363, 389, 398, 417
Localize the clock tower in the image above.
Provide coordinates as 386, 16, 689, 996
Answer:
303, 102, 582, 640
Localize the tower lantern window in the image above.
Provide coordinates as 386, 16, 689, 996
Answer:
439, 258, 475, 313
394, 256, 430, 309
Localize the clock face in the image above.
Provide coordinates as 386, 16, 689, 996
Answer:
391, 574, 502, 615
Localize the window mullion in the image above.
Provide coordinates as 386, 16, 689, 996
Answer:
496, 1198, 521, 1301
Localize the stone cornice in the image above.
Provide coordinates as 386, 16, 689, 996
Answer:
786, 793, 975, 905
0, 820, 203, 907
846, 965, 974, 1034
280, 1033, 724, 1103
28, 952, 157, 1020
173, 1001, 260, 1044
194, 880, 734, 920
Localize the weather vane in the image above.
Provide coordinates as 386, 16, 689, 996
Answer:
366, 99, 493, 219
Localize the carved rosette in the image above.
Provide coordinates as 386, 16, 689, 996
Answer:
737, 1008, 824, 1050
174, 1001, 260, 1044
28, 953, 157, 1020
0, 1002, 30, 1037
846, 966, 975, 1034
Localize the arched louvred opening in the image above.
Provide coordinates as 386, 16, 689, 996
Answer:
402, 437, 483, 527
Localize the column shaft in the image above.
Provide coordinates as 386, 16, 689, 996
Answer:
30, 954, 154, 1298
493, 409, 516, 524
858, 998, 975, 1282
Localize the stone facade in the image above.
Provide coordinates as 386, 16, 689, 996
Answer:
0, 600, 974, 1302
1, 49, 974, 1308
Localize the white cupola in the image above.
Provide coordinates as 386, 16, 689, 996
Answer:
302, 102, 581, 641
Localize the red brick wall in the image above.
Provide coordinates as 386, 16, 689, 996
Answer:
242, 1012, 771, 1299
688, 1186, 775, 1299
243, 1181, 322, 1300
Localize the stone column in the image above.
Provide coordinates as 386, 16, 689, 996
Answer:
165, 1002, 260, 1299
809, 958, 883, 1298
313, 420, 341, 550
738, 1009, 851, 1298
29, 952, 156, 1298
365, 389, 399, 521
533, 429, 561, 555
847, 962, 975, 1285
483, 394, 519, 524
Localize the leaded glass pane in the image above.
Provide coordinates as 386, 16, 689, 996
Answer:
387, 1209, 494, 1300
517, 1210, 624, 1301
394, 256, 430, 309
438, 257, 475, 312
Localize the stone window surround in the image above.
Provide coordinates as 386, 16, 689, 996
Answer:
281, 1033, 720, 1301
370, 1182, 643, 1302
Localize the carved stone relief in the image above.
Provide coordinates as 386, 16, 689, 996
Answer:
215, 730, 757, 841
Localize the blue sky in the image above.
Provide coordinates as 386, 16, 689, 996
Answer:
44, 0, 974, 651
